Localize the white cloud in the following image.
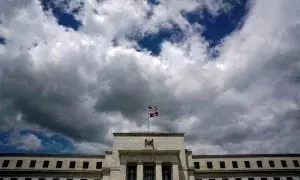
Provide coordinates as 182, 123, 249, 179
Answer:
0, 0, 300, 154
8, 130, 42, 151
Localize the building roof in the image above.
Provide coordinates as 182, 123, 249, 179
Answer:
192, 153, 300, 158
0, 153, 105, 158
113, 132, 185, 137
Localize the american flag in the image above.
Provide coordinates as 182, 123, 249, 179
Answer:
148, 106, 158, 117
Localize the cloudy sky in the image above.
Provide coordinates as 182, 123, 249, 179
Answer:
0, 0, 300, 155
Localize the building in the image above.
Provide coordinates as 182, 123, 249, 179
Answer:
1, 132, 300, 180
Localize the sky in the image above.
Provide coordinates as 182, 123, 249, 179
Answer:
0, 0, 300, 155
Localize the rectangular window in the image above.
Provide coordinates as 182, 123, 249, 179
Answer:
53, 178, 59, 180
96, 162, 102, 169
25, 178, 32, 180
244, 161, 250, 168
261, 178, 267, 180
194, 162, 200, 169
207, 161, 213, 169
11, 178, 17, 180
39, 178, 45, 180
80, 179, 87, 180
29, 160, 36, 168
127, 165, 137, 180
232, 161, 238, 168
83, 161, 89, 169
69, 161, 76, 168
248, 178, 254, 180
256, 160, 263, 168
43, 160, 49, 168
2, 160, 10, 167
220, 161, 225, 168
235, 178, 241, 180
293, 160, 299, 167
273, 177, 280, 180
269, 160, 275, 167
281, 160, 287, 167
286, 177, 293, 180
16, 160, 23, 167
56, 161, 62, 168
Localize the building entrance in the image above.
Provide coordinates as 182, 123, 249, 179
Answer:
144, 165, 155, 180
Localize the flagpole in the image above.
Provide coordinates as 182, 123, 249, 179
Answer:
147, 111, 150, 132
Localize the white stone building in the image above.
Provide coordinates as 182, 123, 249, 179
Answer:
1, 132, 300, 180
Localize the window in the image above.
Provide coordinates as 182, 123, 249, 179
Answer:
281, 160, 287, 167
69, 161, 76, 168
256, 160, 263, 168
293, 160, 299, 167
235, 178, 241, 180
11, 178, 17, 180
39, 178, 45, 180
16, 160, 23, 167
273, 177, 280, 180
232, 161, 238, 168
25, 178, 32, 180
220, 161, 225, 168
207, 161, 213, 169
56, 161, 62, 168
261, 178, 267, 180
222, 179, 228, 180
286, 177, 293, 180
83, 161, 89, 169
209, 179, 215, 180
269, 160, 275, 167
53, 178, 59, 180
80, 179, 87, 180
194, 162, 200, 169
248, 178, 254, 180
29, 160, 36, 168
2, 160, 10, 167
96, 162, 102, 169
66, 179, 73, 180
244, 161, 250, 168
43, 160, 49, 168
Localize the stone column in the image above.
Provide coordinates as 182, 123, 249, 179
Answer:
172, 162, 179, 180
156, 161, 162, 180
137, 161, 143, 180
120, 163, 126, 180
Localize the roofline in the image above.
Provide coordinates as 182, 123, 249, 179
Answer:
192, 153, 300, 158
0, 153, 105, 158
113, 132, 184, 137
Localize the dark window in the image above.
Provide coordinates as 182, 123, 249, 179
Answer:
43, 160, 49, 168
257, 160, 263, 168
39, 178, 45, 180
207, 161, 213, 169
209, 179, 214, 180
69, 161, 76, 168
127, 165, 137, 180
293, 160, 299, 167
194, 162, 200, 169
274, 177, 280, 180
80, 179, 87, 180
83, 161, 89, 169
269, 160, 275, 167
235, 178, 241, 180
0, 178, 3, 180
25, 178, 32, 180
2, 160, 10, 167
16, 160, 23, 167
232, 161, 238, 168
96, 162, 102, 169
244, 161, 250, 168
248, 178, 254, 180
220, 161, 225, 168
261, 178, 267, 180
29, 160, 36, 168
281, 160, 287, 167
11, 178, 17, 180
53, 178, 59, 180
56, 161, 62, 168
286, 177, 293, 180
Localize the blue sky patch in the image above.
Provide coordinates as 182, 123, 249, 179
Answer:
0, 36, 6, 45
39, 0, 82, 31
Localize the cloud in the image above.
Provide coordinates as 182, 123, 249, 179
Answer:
8, 130, 42, 151
0, 0, 300, 155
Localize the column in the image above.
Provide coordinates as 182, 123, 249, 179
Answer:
120, 163, 126, 180
156, 161, 162, 180
172, 162, 179, 180
137, 161, 143, 180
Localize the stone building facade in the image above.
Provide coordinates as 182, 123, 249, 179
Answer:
1, 132, 300, 180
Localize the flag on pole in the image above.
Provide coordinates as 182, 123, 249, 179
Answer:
148, 106, 158, 117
